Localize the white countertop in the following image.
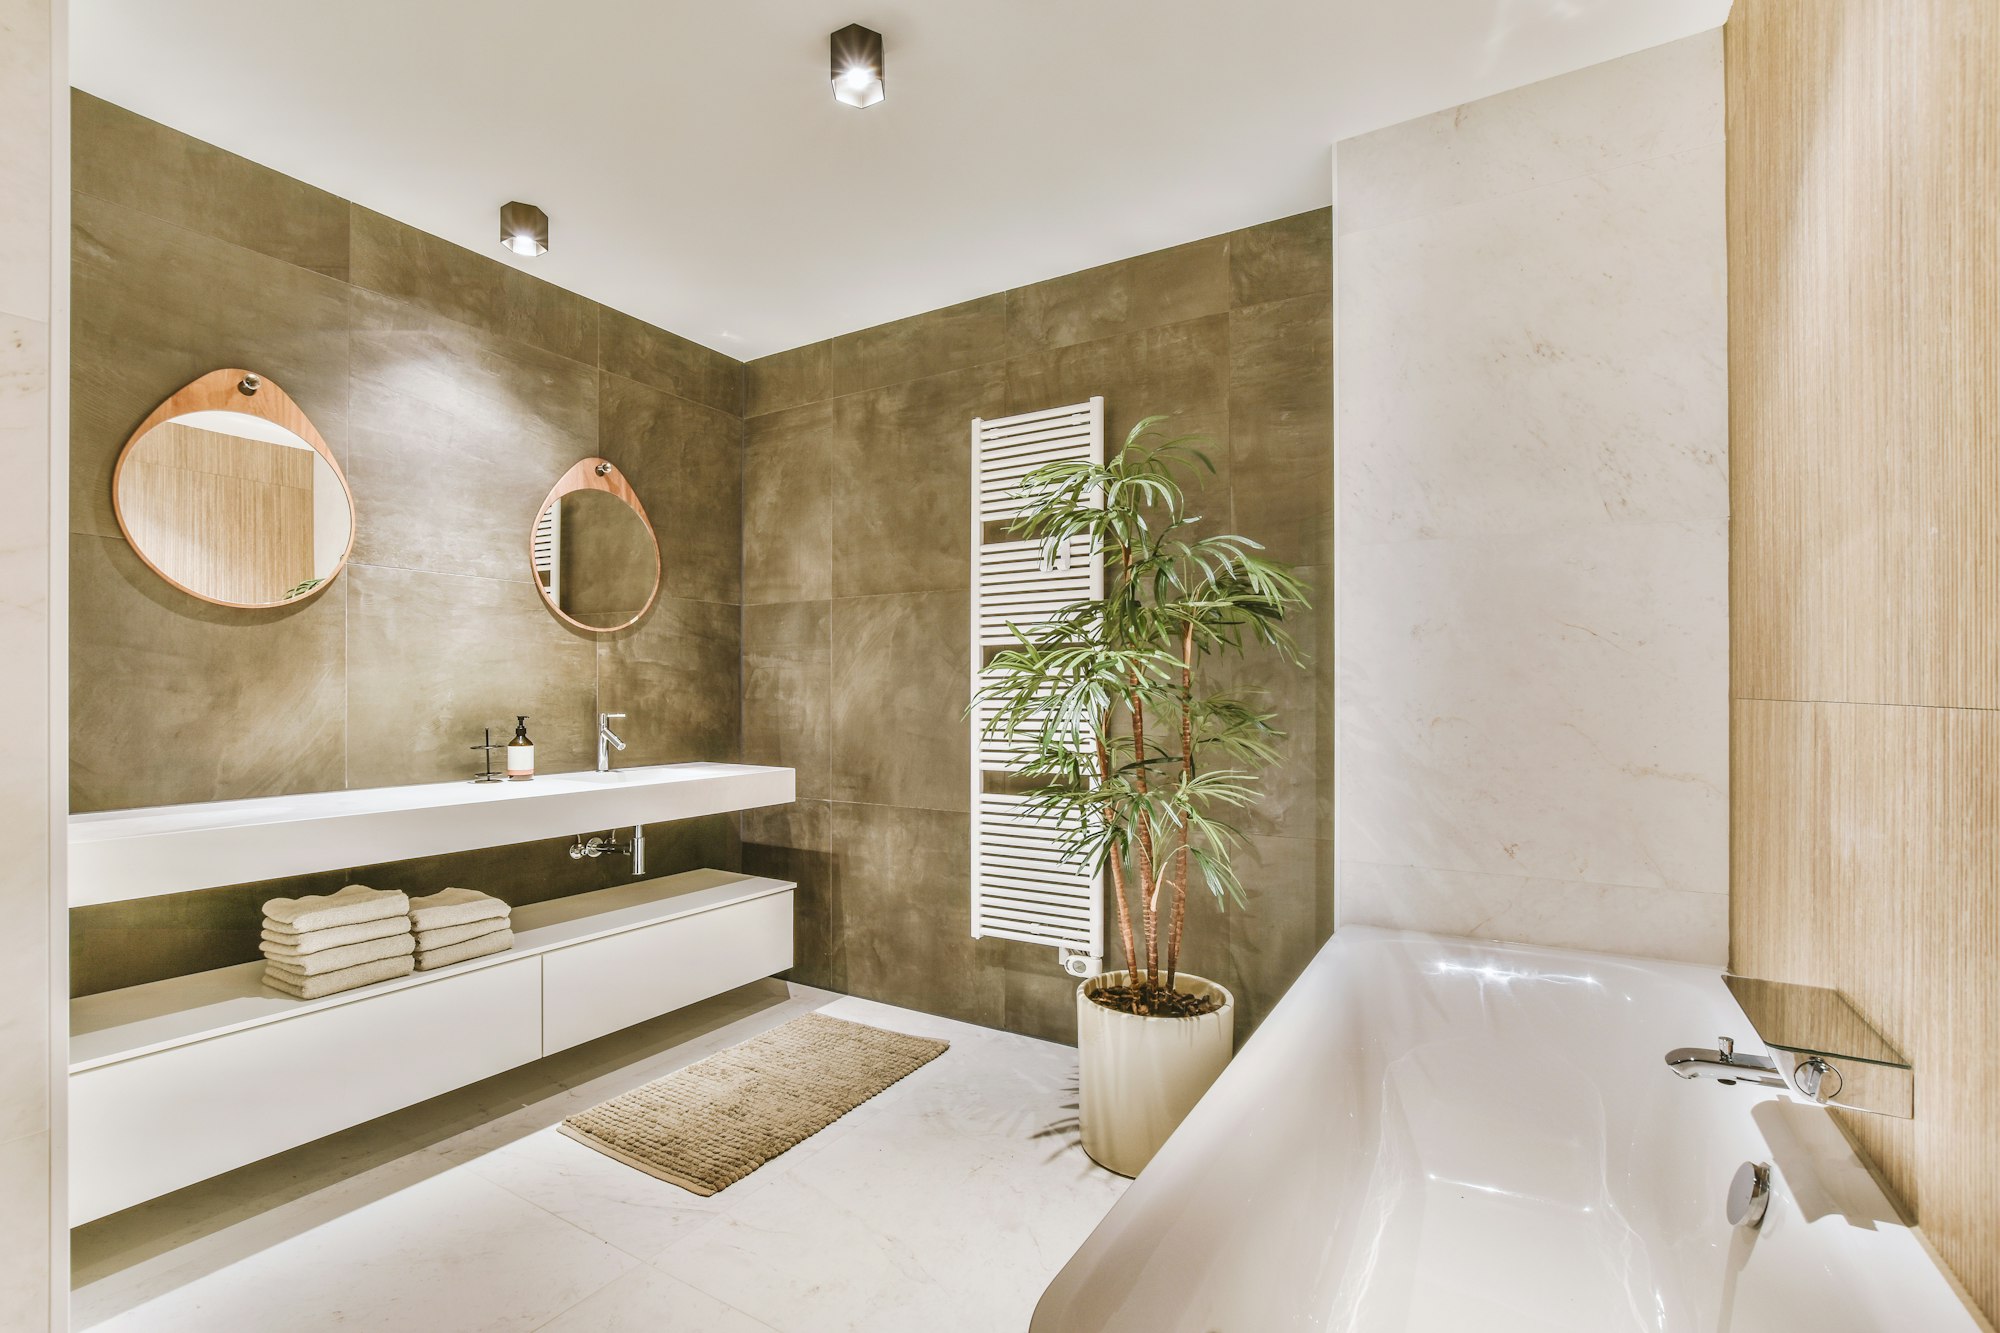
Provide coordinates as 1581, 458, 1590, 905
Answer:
69, 763, 795, 906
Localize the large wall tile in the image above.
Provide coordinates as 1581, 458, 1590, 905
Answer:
72, 93, 348, 280
0, 0, 50, 322
745, 340, 829, 418
1228, 291, 1333, 567
70, 533, 346, 811
1224, 836, 1333, 1032
70, 193, 353, 541
1229, 209, 1332, 309
742, 600, 829, 799
598, 595, 742, 767
1006, 236, 1229, 355
348, 206, 595, 364
1339, 147, 1727, 546
830, 364, 1000, 598
1, 9, 54, 1318
742, 799, 838, 991
757, 213, 1331, 1044
1340, 859, 1727, 965
1336, 521, 1727, 896
0, 306, 50, 1151
72, 105, 748, 999
598, 304, 742, 416
345, 292, 598, 584
1730, 3, 2000, 1314
1005, 315, 1233, 520
832, 802, 1000, 1027
1335, 29, 1723, 236
345, 563, 597, 787
599, 371, 742, 605
0, 844, 47, 1141
1215, 565, 1326, 842
743, 400, 832, 604
0, 1130, 52, 1330
990, 940, 1074, 1044
353, 817, 740, 913
1335, 39, 1725, 962
828, 295, 1006, 398
69, 873, 345, 997
830, 590, 969, 812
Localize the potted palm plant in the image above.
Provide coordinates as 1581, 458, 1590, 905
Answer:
974, 417, 1308, 1177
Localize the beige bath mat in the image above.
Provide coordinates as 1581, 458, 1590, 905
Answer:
559, 1012, 950, 1195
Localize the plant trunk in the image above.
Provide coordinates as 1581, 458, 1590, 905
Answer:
1128, 677, 1158, 987
1095, 735, 1138, 974
1165, 625, 1195, 989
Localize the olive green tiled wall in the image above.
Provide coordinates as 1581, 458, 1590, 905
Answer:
67, 89, 1333, 1036
741, 209, 1335, 1044
69, 93, 746, 995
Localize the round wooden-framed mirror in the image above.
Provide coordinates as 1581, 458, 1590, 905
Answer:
529, 457, 661, 633
112, 368, 356, 609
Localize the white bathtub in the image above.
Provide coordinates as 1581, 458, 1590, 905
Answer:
1033, 927, 1979, 1332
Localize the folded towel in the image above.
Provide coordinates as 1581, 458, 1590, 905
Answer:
263, 884, 409, 933
415, 928, 514, 971
407, 887, 510, 932
261, 915, 411, 956
263, 931, 415, 977
413, 917, 510, 951
262, 953, 415, 1000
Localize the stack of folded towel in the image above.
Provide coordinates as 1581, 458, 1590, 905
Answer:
409, 887, 514, 970
262, 885, 414, 999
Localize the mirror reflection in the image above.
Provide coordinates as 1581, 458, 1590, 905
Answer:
114, 374, 355, 608
531, 459, 661, 632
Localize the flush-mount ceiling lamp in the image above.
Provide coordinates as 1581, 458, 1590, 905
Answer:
831, 23, 884, 108
500, 201, 549, 257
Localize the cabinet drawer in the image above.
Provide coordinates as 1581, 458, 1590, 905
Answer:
70, 956, 541, 1225
541, 889, 793, 1054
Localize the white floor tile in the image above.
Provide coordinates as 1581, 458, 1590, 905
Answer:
75, 992, 1124, 1333
86, 1171, 635, 1333
535, 1266, 777, 1333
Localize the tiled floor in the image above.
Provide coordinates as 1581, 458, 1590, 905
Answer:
71, 981, 1126, 1332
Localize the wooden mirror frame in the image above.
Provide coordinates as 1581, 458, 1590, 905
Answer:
529, 456, 662, 633
112, 368, 356, 609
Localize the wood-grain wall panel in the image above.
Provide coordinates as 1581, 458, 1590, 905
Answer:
1728, 0, 2000, 708
1727, 0, 2000, 1321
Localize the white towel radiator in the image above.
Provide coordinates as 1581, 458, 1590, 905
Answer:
969, 398, 1106, 978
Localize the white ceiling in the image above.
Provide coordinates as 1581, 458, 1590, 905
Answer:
72, 0, 1729, 360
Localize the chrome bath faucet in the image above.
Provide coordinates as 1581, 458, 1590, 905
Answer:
597, 712, 627, 772
1664, 1036, 1789, 1089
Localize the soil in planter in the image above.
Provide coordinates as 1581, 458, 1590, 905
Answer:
1088, 981, 1223, 1019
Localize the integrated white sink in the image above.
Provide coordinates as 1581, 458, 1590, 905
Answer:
68, 763, 795, 906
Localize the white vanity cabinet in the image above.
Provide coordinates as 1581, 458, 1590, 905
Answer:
69, 870, 794, 1225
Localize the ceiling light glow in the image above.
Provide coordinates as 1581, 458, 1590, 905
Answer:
830, 23, 885, 108
498, 201, 549, 258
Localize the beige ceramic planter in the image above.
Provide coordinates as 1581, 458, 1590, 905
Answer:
1076, 971, 1234, 1177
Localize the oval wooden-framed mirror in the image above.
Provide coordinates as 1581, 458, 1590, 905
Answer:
112, 368, 356, 609
529, 457, 661, 633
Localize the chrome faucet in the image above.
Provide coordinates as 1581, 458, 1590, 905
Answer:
597, 712, 627, 772
1664, 1036, 1789, 1089
569, 826, 646, 876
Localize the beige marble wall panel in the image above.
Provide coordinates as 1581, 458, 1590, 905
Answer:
1335, 32, 1729, 963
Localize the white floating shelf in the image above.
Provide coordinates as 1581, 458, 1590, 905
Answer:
68, 763, 795, 907
69, 869, 796, 1224
69, 868, 793, 1072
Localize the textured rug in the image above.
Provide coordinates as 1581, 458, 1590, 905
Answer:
559, 1012, 951, 1195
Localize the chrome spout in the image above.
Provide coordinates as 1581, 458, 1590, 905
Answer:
597, 712, 627, 772
1664, 1037, 1788, 1088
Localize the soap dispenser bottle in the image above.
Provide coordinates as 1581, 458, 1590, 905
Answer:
506, 716, 535, 780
